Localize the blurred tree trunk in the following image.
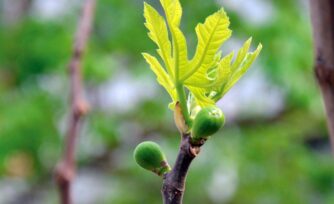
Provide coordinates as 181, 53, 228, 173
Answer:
1, 0, 32, 25
310, 0, 334, 154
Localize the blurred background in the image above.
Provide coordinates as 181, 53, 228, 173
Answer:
1, 0, 334, 203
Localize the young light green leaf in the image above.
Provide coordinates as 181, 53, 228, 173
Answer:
143, 0, 262, 111
160, 0, 188, 81
182, 9, 231, 82
187, 87, 215, 107
172, 27, 189, 80
144, 3, 173, 78
222, 43, 262, 94
160, 0, 182, 26
142, 53, 177, 104
211, 52, 234, 87
184, 52, 234, 107
232, 37, 252, 71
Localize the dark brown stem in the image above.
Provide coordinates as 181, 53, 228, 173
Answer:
54, 0, 96, 204
161, 133, 203, 204
310, 0, 334, 154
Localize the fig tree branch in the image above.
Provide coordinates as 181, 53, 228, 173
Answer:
55, 0, 96, 203
161, 133, 204, 204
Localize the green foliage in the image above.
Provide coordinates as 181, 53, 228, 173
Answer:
0, 87, 61, 176
134, 141, 171, 176
0, 21, 71, 84
143, 0, 261, 111
94, 0, 149, 54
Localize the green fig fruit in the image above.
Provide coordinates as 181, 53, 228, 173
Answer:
191, 106, 225, 142
133, 141, 171, 176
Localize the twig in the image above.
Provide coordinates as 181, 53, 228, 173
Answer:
161, 133, 204, 204
55, 0, 96, 203
310, 0, 334, 154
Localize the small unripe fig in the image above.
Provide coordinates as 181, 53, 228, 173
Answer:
133, 141, 171, 176
191, 106, 225, 142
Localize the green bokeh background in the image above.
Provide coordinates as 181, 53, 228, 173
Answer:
0, 0, 333, 203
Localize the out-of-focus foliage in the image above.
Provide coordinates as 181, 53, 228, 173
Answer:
0, 0, 333, 204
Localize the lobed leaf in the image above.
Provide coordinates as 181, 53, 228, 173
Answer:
222, 42, 262, 95
172, 27, 189, 80
142, 53, 177, 105
144, 3, 173, 78
187, 86, 215, 107
143, 0, 262, 110
182, 9, 231, 83
159, 0, 188, 81
160, 0, 182, 26
232, 37, 252, 71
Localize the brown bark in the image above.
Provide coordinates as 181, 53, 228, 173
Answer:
310, 0, 334, 153
54, 0, 96, 204
2, 0, 32, 25
161, 133, 203, 204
